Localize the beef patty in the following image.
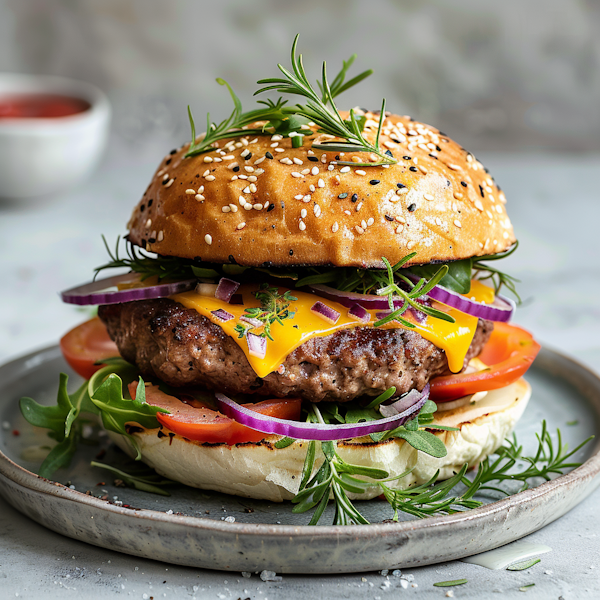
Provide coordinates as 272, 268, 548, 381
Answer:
99, 299, 492, 403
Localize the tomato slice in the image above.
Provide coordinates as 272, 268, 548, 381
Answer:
130, 382, 302, 445
429, 322, 541, 402
60, 317, 120, 379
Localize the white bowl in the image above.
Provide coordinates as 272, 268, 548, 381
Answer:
0, 73, 111, 198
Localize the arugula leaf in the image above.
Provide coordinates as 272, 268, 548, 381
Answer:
90, 374, 168, 460
409, 259, 472, 294
38, 433, 80, 479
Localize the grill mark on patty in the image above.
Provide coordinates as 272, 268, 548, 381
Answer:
98, 299, 492, 403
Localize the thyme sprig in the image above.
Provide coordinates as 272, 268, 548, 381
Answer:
234, 283, 297, 341
256, 35, 395, 167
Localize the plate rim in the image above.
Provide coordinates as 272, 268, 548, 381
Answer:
1, 343, 600, 541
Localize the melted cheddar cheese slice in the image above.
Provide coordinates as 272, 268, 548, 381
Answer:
171, 280, 492, 378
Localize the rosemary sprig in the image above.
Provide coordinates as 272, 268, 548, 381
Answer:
256, 35, 395, 167
234, 283, 297, 341
380, 420, 593, 520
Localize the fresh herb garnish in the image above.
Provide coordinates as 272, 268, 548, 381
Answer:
234, 283, 297, 340
519, 583, 536, 592
90, 461, 176, 496
507, 558, 541, 571
433, 579, 468, 587
184, 35, 392, 166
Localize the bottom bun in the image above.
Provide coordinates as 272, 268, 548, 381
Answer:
110, 379, 531, 502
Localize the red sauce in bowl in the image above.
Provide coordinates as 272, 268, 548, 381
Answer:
0, 94, 91, 119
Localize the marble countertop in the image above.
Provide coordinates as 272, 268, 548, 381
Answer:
1, 149, 599, 599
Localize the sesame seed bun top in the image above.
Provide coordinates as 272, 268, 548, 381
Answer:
127, 111, 516, 268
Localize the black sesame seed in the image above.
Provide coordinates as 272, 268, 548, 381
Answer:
396, 183, 406, 188
409, 166, 418, 172
267, 204, 275, 212
308, 156, 318, 162
429, 153, 438, 160
484, 167, 490, 174
338, 193, 348, 199
403, 156, 411, 160
265, 152, 274, 159
369, 179, 380, 185
408, 203, 417, 212
447, 180, 451, 187
229, 255, 236, 264
385, 149, 394, 158
161, 179, 168, 185
140, 204, 145, 212
461, 181, 467, 187
351, 193, 358, 203
165, 158, 172, 165
148, 237, 156, 244
262, 261, 272, 268
391, 138, 401, 144
436, 145, 442, 152
479, 184, 485, 198
244, 152, 252, 161
289, 249, 294, 256
169, 149, 177, 155
438, 131, 447, 137
335, 155, 340, 161
233, 166, 240, 172
385, 214, 394, 221
148, 199, 153, 207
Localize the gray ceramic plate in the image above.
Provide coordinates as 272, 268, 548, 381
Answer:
0, 345, 599, 574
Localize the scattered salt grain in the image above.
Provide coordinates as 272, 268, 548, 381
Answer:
241, 572, 252, 578
224, 516, 236, 523
260, 570, 282, 582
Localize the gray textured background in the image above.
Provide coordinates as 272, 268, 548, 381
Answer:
2, 0, 600, 155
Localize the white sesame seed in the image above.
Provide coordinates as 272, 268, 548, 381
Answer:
223, 155, 235, 161
294, 194, 303, 200
280, 158, 293, 165
203, 169, 210, 177
244, 166, 254, 173
318, 178, 325, 188
300, 168, 310, 175
253, 203, 263, 210
321, 154, 327, 163
311, 166, 319, 175
243, 186, 251, 194
237, 222, 246, 230
293, 157, 303, 165
356, 202, 363, 211
238, 196, 246, 205
247, 175, 257, 182
332, 222, 339, 233
162, 173, 169, 181
244, 203, 253, 211
397, 188, 408, 195
238, 174, 248, 180
299, 220, 306, 231
418, 166, 428, 174
204, 234, 212, 245
314, 204, 322, 218
355, 170, 366, 176
423, 193, 434, 201
271, 134, 283, 141
185, 189, 196, 195
229, 204, 238, 212
355, 225, 365, 235
396, 225, 404, 233
303, 195, 311, 203
454, 219, 462, 228
309, 184, 316, 192
361, 219, 367, 229
291, 172, 303, 178
157, 230, 164, 242
254, 156, 265, 165
407, 240, 415, 249
454, 191, 463, 200
241, 149, 250, 158
235, 142, 243, 148
203, 156, 213, 163
270, 142, 279, 148
344, 210, 351, 216
447, 163, 461, 171
255, 168, 265, 175
340, 166, 351, 173
452, 202, 458, 212
205, 175, 215, 182
227, 162, 238, 171
263, 202, 269, 210
222, 206, 230, 213
300, 208, 307, 218
367, 217, 374, 227
165, 178, 175, 187
274, 147, 285, 153
396, 215, 406, 223
195, 194, 205, 201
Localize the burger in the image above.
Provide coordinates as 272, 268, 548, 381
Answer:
22, 40, 540, 525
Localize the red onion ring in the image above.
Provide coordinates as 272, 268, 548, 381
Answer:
215, 386, 429, 441
309, 284, 398, 310
60, 273, 197, 306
